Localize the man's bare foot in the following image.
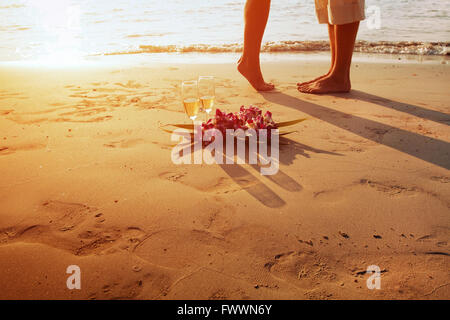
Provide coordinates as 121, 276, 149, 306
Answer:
237, 58, 274, 91
296, 72, 330, 87
297, 76, 351, 94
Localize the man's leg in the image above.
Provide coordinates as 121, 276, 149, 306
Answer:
238, 0, 274, 91
297, 23, 336, 87
298, 21, 359, 94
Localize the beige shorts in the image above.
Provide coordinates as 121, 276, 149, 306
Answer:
315, 0, 365, 25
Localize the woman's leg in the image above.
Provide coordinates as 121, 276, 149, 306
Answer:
298, 21, 359, 94
237, 0, 274, 91
297, 23, 336, 86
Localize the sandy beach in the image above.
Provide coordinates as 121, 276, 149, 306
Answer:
0, 56, 449, 299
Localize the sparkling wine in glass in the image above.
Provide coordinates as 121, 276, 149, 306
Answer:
181, 80, 200, 122
198, 76, 215, 119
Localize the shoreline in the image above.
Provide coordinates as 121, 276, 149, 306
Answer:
1, 51, 448, 69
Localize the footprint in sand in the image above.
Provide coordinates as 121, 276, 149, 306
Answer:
216, 78, 236, 89
133, 228, 227, 269
359, 179, 418, 197
264, 251, 337, 288
90, 82, 109, 86
158, 168, 239, 195
0, 141, 47, 156
88, 269, 159, 300
0, 109, 14, 115
0, 200, 149, 256
0, 200, 94, 244
314, 179, 419, 202
114, 80, 143, 89
151, 141, 173, 151
159, 170, 187, 182
75, 226, 147, 256
0, 91, 28, 100
69, 93, 109, 99
103, 138, 145, 149
6, 89, 115, 123
60, 107, 108, 117
430, 176, 450, 184
55, 115, 113, 124
0, 147, 12, 155
64, 81, 176, 113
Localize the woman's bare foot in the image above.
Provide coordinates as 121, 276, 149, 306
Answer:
297, 76, 351, 94
237, 58, 274, 91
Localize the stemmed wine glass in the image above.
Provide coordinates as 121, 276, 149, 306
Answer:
198, 76, 215, 120
181, 80, 200, 122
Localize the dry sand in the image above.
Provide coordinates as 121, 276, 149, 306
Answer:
0, 56, 449, 299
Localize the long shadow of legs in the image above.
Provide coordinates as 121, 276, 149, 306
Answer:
278, 137, 343, 165
217, 137, 341, 207
219, 163, 286, 208
335, 90, 450, 125
249, 137, 342, 192
249, 164, 303, 192
261, 92, 450, 170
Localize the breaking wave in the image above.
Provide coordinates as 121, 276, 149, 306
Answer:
100, 41, 450, 56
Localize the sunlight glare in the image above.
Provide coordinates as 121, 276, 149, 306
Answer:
26, 0, 84, 65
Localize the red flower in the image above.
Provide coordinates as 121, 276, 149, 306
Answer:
201, 106, 278, 145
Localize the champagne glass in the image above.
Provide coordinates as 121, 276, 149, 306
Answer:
181, 80, 200, 122
198, 76, 215, 120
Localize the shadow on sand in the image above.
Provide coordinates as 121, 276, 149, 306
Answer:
261, 91, 450, 170
338, 90, 450, 125
173, 89, 449, 208
218, 137, 342, 208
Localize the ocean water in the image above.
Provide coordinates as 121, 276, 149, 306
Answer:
0, 0, 449, 61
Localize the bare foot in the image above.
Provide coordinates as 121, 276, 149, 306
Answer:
297, 76, 351, 94
296, 72, 330, 87
237, 58, 274, 91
